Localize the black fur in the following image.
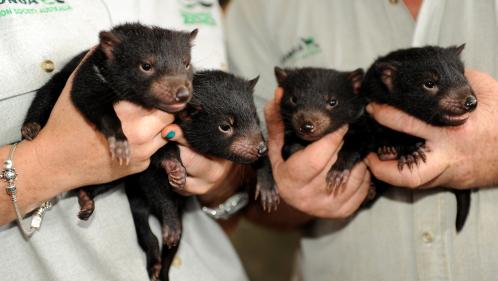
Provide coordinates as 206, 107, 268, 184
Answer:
126, 70, 265, 280
21, 23, 198, 220
362, 45, 476, 232
255, 67, 367, 211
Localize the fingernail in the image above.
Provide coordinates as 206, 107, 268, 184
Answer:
366, 104, 373, 114
164, 131, 175, 139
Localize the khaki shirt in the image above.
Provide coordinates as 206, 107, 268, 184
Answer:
226, 0, 498, 280
0, 1, 247, 280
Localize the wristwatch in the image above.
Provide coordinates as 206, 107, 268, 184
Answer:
201, 192, 249, 220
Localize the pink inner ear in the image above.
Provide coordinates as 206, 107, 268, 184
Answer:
381, 69, 394, 92
101, 42, 114, 60
99, 31, 120, 60
352, 79, 362, 94
348, 69, 364, 95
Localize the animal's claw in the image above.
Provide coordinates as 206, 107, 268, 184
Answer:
108, 137, 130, 165
256, 184, 280, 212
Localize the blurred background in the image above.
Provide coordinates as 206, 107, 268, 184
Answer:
230, 220, 300, 281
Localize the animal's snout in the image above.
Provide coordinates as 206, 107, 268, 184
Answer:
464, 95, 477, 111
257, 142, 268, 156
299, 122, 315, 134
175, 87, 190, 102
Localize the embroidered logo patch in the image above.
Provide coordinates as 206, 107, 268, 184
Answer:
280, 36, 322, 65
0, 0, 71, 17
178, 0, 216, 26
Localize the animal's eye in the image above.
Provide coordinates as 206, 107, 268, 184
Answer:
218, 123, 233, 134
423, 80, 436, 89
289, 96, 297, 105
140, 63, 152, 72
328, 99, 338, 107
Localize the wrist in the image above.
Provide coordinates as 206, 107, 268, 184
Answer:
197, 163, 247, 207
11, 141, 66, 209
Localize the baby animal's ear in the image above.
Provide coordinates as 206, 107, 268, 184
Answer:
451, 43, 466, 56
274, 66, 288, 85
99, 31, 121, 60
375, 62, 398, 93
189, 28, 199, 44
347, 68, 364, 95
247, 75, 260, 91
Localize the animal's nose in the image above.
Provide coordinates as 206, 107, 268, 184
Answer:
257, 142, 268, 156
464, 95, 477, 111
175, 87, 191, 102
300, 122, 315, 133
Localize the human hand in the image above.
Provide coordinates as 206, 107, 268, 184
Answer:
24, 49, 174, 193
160, 125, 245, 207
365, 69, 498, 189
0, 49, 174, 224
264, 88, 371, 219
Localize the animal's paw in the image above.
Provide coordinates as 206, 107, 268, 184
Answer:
21, 122, 41, 140
149, 260, 162, 281
108, 136, 130, 165
326, 169, 351, 192
162, 224, 182, 249
377, 146, 398, 160
77, 190, 95, 220
162, 159, 187, 190
255, 184, 280, 212
397, 142, 430, 171
366, 182, 377, 201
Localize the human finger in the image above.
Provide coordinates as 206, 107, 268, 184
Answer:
364, 152, 447, 188
265, 88, 285, 168
161, 124, 188, 145
366, 103, 438, 139
332, 167, 371, 219
288, 126, 347, 177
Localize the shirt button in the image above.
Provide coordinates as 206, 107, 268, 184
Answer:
421, 231, 434, 243
171, 255, 182, 268
41, 60, 55, 73
389, 0, 399, 4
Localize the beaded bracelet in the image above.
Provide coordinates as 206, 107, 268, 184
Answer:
1, 143, 52, 238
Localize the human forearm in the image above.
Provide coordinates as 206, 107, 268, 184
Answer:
0, 141, 74, 225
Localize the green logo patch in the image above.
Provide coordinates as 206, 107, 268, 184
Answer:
0, 0, 71, 17
281, 36, 322, 64
181, 10, 215, 26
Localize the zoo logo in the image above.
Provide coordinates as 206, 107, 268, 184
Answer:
0, 0, 65, 4
178, 0, 216, 26
281, 36, 322, 65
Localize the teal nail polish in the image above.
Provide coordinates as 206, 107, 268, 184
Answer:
165, 131, 175, 139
